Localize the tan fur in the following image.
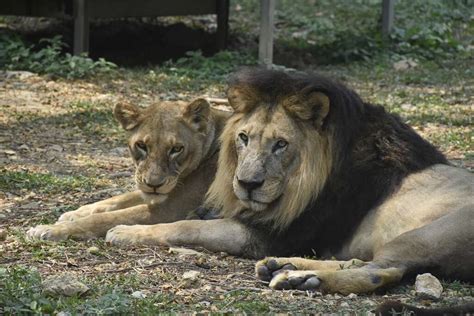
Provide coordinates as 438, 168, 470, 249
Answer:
206, 89, 332, 230
27, 99, 230, 241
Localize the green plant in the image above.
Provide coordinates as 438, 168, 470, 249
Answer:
0, 169, 98, 194
0, 35, 116, 78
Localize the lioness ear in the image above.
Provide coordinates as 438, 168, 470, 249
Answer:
183, 98, 211, 132
227, 85, 258, 113
284, 92, 330, 128
114, 102, 142, 131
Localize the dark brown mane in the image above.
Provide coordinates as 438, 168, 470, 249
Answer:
230, 68, 448, 257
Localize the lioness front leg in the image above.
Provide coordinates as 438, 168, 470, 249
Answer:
28, 204, 155, 241
58, 191, 145, 222
106, 219, 256, 256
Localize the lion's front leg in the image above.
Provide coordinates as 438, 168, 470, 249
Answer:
58, 191, 144, 222
28, 204, 153, 241
256, 257, 367, 281
266, 266, 404, 295
106, 219, 254, 257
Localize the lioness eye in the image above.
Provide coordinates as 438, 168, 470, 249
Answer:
135, 141, 147, 152
170, 145, 184, 156
273, 139, 288, 152
238, 133, 248, 145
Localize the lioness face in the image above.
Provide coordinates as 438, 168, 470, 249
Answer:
232, 106, 303, 211
114, 99, 212, 203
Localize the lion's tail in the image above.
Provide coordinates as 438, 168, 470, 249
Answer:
374, 300, 474, 316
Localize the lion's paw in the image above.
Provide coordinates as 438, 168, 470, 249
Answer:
105, 225, 144, 246
269, 270, 321, 291
256, 257, 297, 282
27, 224, 69, 241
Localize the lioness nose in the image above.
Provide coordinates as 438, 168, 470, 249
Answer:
144, 178, 166, 189
238, 179, 264, 192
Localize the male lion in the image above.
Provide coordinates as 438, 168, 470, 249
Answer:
105, 69, 473, 295
27, 98, 230, 241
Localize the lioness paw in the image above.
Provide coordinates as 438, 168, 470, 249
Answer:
57, 204, 110, 222
256, 257, 297, 282
27, 224, 69, 241
269, 270, 321, 291
105, 225, 145, 246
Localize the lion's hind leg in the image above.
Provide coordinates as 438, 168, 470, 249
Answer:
268, 266, 404, 295
256, 257, 367, 282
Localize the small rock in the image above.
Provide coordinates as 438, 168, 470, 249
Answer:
415, 273, 443, 300
87, 246, 100, 255
0, 228, 7, 241
180, 270, 201, 288
131, 290, 147, 299
169, 247, 204, 256
393, 59, 418, 71
18, 144, 30, 151
401, 103, 414, 111
347, 293, 358, 299
3, 149, 16, 155
42, 273, 89, 296
182, 270, 201, 280
5, 71, 35, 80
49, 145, 63, 152
340, 302, 350, 308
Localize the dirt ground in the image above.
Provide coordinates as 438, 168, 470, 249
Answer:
1, 66, 473, 314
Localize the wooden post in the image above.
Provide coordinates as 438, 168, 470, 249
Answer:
73, 0, 89, 55
382, 0, 395, 35
216, 0, 229, 50
258, 0, 275, 69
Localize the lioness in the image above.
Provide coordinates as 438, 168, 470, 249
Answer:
27, 98, 230, 241
105, 69, 473, 295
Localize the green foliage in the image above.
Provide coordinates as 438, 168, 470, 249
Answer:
0, 170, 97, 194
235, 0, 472, 63
155, 50, 257, 90
0, 35, 116, 78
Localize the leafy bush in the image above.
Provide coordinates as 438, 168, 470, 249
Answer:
0, 35, 116, 78
235, 0, 472, 63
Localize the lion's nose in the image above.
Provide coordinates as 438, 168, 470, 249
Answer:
238, 179, 265, 193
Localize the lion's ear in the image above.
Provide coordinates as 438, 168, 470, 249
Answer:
183, 98, 211, 132
284, 92, 330, 128
227, 85, 258, 113
114, 102, 142, 131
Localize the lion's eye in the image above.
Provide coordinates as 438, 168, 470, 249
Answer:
170, 145, 184, 156
273, 139, 288, 152
238, 133, 248, 145
135, 141, 147, 153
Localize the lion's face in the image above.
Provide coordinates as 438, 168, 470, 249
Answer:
232, 106, 303, 211
114, 99, 213, 203
206, 78, 332, 228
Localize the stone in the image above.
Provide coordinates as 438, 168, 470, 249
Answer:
347, 293, 358, 299
86, 246, 100, 255
131, 290, 147, 299
169, 247, 204, 256
415, 273, 443, 300
42, 273, 89, 296
182, 270, 201, 280
393, 59, 418, 71
0, 228, 7, 241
